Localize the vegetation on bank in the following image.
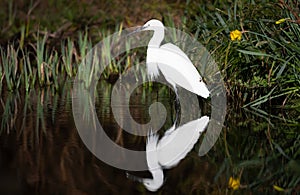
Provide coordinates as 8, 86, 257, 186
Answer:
0, 1, 298, 108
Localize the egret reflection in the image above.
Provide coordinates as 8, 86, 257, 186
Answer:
127, 115, 210, 192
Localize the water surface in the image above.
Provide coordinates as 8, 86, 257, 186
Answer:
0, 79, 299, 194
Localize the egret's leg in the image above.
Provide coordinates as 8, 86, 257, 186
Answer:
126, 172, 143, 183
197, 95, 208, 116
173, 87, 181, 112
169, 96, 175, 124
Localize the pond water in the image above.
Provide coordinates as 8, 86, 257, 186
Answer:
0, 79, 299, 194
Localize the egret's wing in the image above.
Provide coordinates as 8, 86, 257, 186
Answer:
148, 44, 209, 98
161, 43, 190, 61
157, 116, 210, 168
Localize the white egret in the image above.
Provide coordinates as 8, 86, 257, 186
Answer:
140, 19, 210, 99
128, 116, 210, 191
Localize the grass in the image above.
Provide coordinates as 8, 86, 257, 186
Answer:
185, 0, 300, 106
0, 1, 298, 106
212, 106, 300, 193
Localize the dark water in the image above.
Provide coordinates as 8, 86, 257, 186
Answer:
0, 79, 299, 194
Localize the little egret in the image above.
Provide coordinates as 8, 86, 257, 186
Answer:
127, 116, 210, 191
139, 19, 210, 99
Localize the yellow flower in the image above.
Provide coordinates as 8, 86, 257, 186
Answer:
230, 30, 242, 41
275, 18, 287, 24
228, 177, 240, 190
273, 185, 285, 192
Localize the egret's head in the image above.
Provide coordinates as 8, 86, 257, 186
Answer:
141, 19, 165, 47
143, 19, 164, 30
142, 167, 164, 192
143, 178, 163, 192
129, 19, 164, 36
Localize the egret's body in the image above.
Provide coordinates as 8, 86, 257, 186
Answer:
156, 116, 209, 168
130, 116, 210, 192
142, 19, 210, 99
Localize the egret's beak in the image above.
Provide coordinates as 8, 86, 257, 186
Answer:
140, 25, 147, 31
126, 172, 143, 182
128, 26, 147, 36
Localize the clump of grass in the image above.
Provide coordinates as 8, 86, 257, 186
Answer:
184, 0, 300, 112
0, 45, 21, 91
0, 26, 149, 93
0, 31, 93, 92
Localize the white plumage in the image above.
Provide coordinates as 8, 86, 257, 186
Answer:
137, 116, 210, 192
142, 19, 210, 98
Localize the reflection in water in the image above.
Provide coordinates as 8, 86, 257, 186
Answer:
0, 81, 134, 194
1, 80, 297, 194
128, 115, 210, 192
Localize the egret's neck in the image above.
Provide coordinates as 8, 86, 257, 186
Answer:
148, 27, 164, 48
152, 168, 164, 181
149, 167, 164, 191
144, 130, 164, 191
